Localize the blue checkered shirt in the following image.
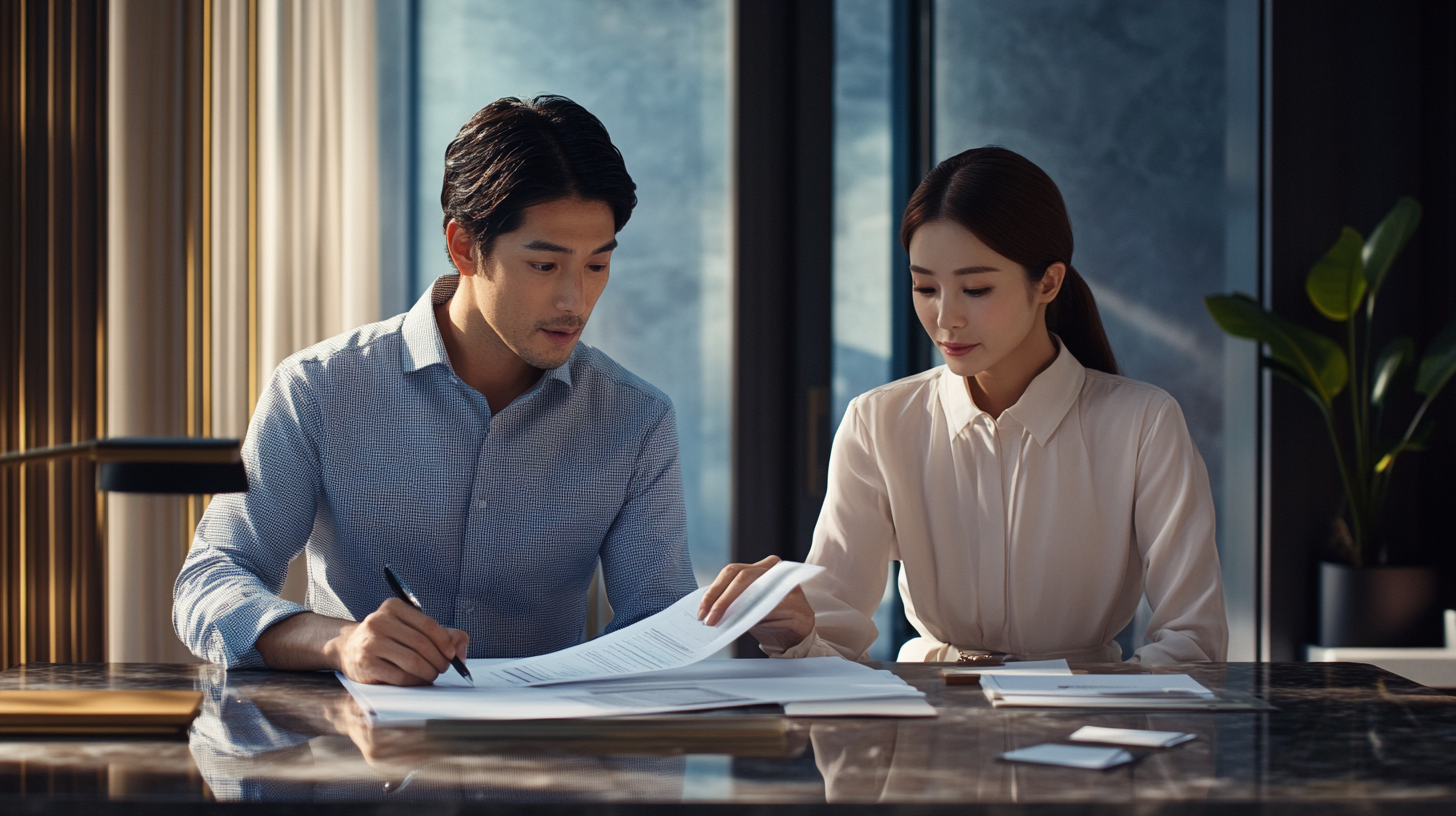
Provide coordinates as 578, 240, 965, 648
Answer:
174, 275, 697, 668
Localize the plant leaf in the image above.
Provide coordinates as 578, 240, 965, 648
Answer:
1375, 420, 1435, 473
1306, 227, 1366, 321
1363, 197, 1422, 297
1371, 336, 1415, 406
1416, 318, 1456, 397
1206, 293, 1348, 402
1264, 356, 1334, 419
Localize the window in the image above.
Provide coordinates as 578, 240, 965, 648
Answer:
411, 0, 732, 583
933, 0, 1249, 655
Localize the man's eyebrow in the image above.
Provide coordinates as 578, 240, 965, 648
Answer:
909, 264, 1000, 275
521, 239, 571, 253
519, 238, 619, 254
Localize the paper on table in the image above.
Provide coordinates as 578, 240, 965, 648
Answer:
1069, 725, 1196, 748
981, 674, 1217, 709
783, 697, 937, 718
982, 674, 1214, 698
1000, 743, 1135, 770
483, 560, 824, 687
344, 657, 923, 724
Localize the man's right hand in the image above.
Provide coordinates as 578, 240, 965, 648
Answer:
256, 601, 469, 686
328, 598, 470, 686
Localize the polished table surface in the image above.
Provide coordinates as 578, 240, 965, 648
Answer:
0, 661, 1454, 813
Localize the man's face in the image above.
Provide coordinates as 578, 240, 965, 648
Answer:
466, 198, 617, 370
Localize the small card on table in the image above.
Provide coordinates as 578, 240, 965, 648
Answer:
999, 743, 1135, 770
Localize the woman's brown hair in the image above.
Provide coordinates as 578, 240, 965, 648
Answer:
900, 146, 1119, 375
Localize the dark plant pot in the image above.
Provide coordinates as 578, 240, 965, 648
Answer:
1319, 562, 1439, 647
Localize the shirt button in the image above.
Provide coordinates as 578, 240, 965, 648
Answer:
476, 497, 487, 507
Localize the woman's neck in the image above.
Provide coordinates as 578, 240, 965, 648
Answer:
967, 324, 1059, 419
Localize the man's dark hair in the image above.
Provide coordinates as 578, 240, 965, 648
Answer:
440, 95, 637, 260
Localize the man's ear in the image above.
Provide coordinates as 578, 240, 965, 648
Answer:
1038, 262, 1067, 304
445, 220, 481, 277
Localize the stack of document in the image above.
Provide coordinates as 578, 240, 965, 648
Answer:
979, 674, 1218, 709
341, 561, 932, 724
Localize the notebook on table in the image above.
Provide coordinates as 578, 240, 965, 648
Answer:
0, 690, 204, 734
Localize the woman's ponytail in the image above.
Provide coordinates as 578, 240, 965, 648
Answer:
1048, 264, 1119, 375
901, 146, 1120, 376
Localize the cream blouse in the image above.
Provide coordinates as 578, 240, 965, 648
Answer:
769, 344, 1228, 664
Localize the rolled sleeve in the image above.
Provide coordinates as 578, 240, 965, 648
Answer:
172, 366, 324, 668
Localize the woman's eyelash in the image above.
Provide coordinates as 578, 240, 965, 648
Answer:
964, 287, 991, 296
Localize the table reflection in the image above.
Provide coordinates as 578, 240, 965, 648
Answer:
810, 711, 1222, 803
189, 666, 691, 802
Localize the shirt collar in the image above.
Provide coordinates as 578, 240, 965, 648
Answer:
937, 335, 1086, 446
399, 273, 575, 389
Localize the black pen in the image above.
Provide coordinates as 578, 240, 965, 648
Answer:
383, 564, 474, 686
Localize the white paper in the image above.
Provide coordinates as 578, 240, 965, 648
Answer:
482, 561, 824, 687
1068, 726, 1196, 748
1000, 743, 1135, 769
981, 674, 1214, 700
783, 697, 937, 718
344, 656, 923, 724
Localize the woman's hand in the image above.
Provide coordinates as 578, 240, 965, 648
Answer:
697, 555, 816, 652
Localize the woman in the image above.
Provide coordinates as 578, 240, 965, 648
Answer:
700, 146, 1226, 664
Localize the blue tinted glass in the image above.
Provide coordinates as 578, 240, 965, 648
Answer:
834, 0, 901, 662
933, 0, 1230, 653
414, 0, 732, 583
833, 0, 894, 428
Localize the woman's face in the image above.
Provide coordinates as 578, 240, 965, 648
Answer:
908, 219, 1061, 379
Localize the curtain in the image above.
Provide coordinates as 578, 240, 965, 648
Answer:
106, 0, 382, 661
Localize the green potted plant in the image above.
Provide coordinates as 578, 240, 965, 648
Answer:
1205, 197, 1456, 647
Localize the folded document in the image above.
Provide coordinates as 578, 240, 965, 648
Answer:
980, 674, 1217, 709
484, 560, 824, 687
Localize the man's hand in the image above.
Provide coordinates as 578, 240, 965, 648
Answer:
256, 600, 469, 686
697, 555, 816, 652
328, 598, 470, 685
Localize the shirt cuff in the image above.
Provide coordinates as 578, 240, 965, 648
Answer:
201, 594, 310, 669
759, 627, 841, 659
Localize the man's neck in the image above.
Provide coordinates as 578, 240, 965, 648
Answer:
435, 298, 542, 415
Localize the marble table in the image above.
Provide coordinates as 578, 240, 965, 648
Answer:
0, 661, 1454, 814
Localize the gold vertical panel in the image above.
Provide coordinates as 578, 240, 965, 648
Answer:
247, 0, 259, 416
0, 0, 106, 671
201, 0, 213, 520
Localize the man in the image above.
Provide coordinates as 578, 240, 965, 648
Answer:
174, 96, 697, 685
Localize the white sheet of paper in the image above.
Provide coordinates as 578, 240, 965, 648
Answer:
981, 674, 1215, 699
344, 657, 923, 724
481, 560, 824, 687
1068, 725, 1197, 748
783, 697, 937, 718
1000, 743, 1135, 769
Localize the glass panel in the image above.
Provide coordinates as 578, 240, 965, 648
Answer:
833, 0, 900, 661
413, 0, 732, 584
933, 0, 1232, 654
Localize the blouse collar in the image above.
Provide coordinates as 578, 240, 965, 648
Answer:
937, 336, 1087, 446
